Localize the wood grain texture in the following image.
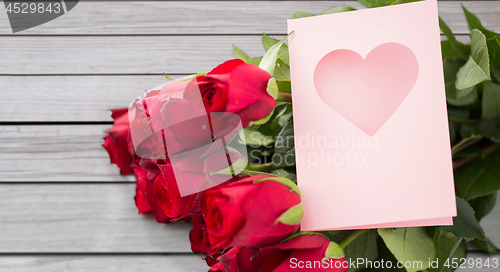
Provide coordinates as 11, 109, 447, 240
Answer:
0, 1, 498, 35
0, 125, 134, 181
0, 34, 472, 76
0, 37, 471, 121
0, 75, 174, 122
1, 124, 500, 252
0, 255, 208, 272
0, 36, 265, 75
0, 184, 193, 253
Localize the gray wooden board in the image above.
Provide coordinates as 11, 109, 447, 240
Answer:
0, 125, 134, 181
0, 1, 498, 35
0, 34, 472, 75
0, 183, 194, 253
0, 255, 208, 272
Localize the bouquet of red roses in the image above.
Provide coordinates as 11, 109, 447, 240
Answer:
102, 38, 348, 271
103, 1, 500, 271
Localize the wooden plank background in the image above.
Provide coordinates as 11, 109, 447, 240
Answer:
0, 1, 499, 271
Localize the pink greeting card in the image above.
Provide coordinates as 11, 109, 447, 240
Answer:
287, 0, 457, 231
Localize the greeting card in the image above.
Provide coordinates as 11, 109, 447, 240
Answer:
287, 0, 457, 230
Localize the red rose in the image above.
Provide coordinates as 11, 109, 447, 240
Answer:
201, 175, 302, 248
219, 234, 348, 272
184, 59, 276, 127
103, 108, 136, 175
208, 261, 225, 272
189, 213, 225, 266
153, 164, 201, 222
132, 162, 171, 223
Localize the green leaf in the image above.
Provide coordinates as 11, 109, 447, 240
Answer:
453, 145, 484, 159
473, 238, 500, 255
255, 176, 300, 196
344, 230, 378, 272
455, 149, 500, 200
266, 78, 279, 100
245, 56, 263, 66
449, 120, 456, 145
439, 17, 470, 60
462, 6, 500, 70
358, 0, 421, 8
364, 237, 406, 272
276, 80, 291, 94
469, 192, 497, 222
455, 29, 491, 91
325, 241, 345, 259
273, 59, 290, 81
275, 203, 303, 225
240, 128, 275, 146
211, 158, 248, 176
291, 11, 314, 19
438, 197, 486, 240
256, 102, 290, 137
451, 135, 482, 156
321, 6, 356, 15
441, 40, 459, 59
378, 227, 436, 272
262, 32, 290, 66
428, 230, 465, 272
482, 81, 500, 119
460, 120, 500, 143
232, 44, 249, 61
259, 33, 291, 75
444, 59, 478, 106
273, 119, 295, 168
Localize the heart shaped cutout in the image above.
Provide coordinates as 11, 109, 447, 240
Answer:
313, 43, 419, 136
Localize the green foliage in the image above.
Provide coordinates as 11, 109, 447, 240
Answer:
469, 193, 497, 222
259, 32, 292, 75
273, 119, 295, 168
358, 0, 421, 9
291, 5, 355, 19
276, 203, 303, 225
473, 238, 500, 255
462, 6, 500, 72
232, 44, 249, 61
378, 227, 436, 272
344, 230, 379, 272
439, 17, 470, 60
428, 230, 466, 272
482, 81, 500, 119
437, 197, 486, 240
454, 150, 500, 200
455, 30, 491, 91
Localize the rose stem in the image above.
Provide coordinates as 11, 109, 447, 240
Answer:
277, 92, 292, 103
247, 162, 274, 172
338, 229, 367, 249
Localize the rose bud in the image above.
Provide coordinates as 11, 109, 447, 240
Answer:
153, 164, 201, 222
184, 59, 276, 128
132, 162, 172, 223
189, 213, 224, 266
201, 175, 302, 248
219, 234, 348, 272
103, 108, 136, 175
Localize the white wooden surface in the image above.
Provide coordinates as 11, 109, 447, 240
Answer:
0, 1, 499, 271
0, 1, 498, 35
0, 184, 193, 252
